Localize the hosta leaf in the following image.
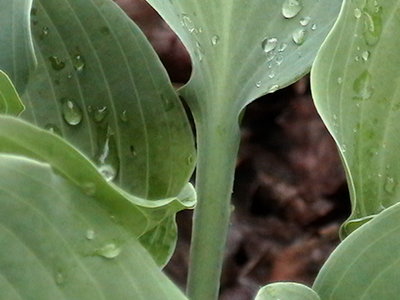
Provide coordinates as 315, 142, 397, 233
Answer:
0, 115, 195, 266
255, 282, 320, 300
311, 0, 400, 236
313, 202, 400, 300
0, 71, 24, 115
22, 0, 195, 200
145, 0, 342, 116
0, 154, 187, 300
0, 0, 36, 91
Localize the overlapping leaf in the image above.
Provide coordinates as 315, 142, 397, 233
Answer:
146, 0, 342, 117
256, 282, 320, 300
311, 0, 400, 235
0, 71, 24, 115
0, 0, 36, 91
313, 202, 400, 299
0, 154, 187, 300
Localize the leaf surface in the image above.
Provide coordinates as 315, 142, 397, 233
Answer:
313, 202, 400, 300
256, 282, 320, 300
145, 0, 342, 117
0, 154, 187, 300
0, 0, 36, 91
311, 0, 400, 235
23, 0, 195, 200
0, 71, 24, 115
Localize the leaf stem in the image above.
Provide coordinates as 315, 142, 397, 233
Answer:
187, 109, 241, 300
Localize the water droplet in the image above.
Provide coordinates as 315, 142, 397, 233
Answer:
211, 35, 220, 46
362, 5, 382, 46
275, 55, 284, 65
261, 37, 278, 53
292, 28, 307, 45
130, 145, 137, 157
41, 26, 49, 38
311, 23, 317, 30
282, 0, 303, 19
120, 110, 128, 122
96, 243, 121, 259
45, 123, 62, 135
86, 229, 95, 240
353, 70, 374, 100
48, 56, 66, 71
73, 55, 85, 72
99, 164, 117, 182
269, 84, 280, 93
278, 43, 288, 52
181, 13, 196, 33
384, 177, 396, 194
337, 77, 343, 85
256, 81, 262, 88
355, 55, 360, 62
62, 99, 82, 126
195, 41, 204, 62
187, 155, 194, 165
361, 50, 370, 61
93, 106, 108, 123
55, 272, 64, 285
67, 73, 73, 79
268, 71, 275, 79
354, 8, 362, 19
300, 16, 311, 26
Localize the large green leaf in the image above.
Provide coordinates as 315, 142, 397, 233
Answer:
22, 0, 195, 200
0, 116, 195, 266
0, 154, 187, 299
145, 0, 342, 116
256, 282, 320, 300
311, 0, 400, 235
0, 71, 24, 115
0, 0, 36, 91
313, 202, 400, 299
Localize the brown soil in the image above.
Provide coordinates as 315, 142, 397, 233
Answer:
115, 1, 351, 299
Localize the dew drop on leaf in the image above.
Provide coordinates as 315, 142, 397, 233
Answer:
96, 243, 121, 259
282, 0, 302, 19
278, 43, 287, 52
48, 56, 66, 71
73, 55, 86, 72
98, 164, 117, 182
211, 35, 220, 46
269, 84, 280, 93
275, 54, 284, 65
45, 123, 62, 135
292, 28, 307, 45
311, 23, 317, 30
86, 229, 95, 240
93, 106, 108, 123
384, 177, 396, 194
337, 77, 343, 85
261, 37, 278, 53
62, 99, 83, 126
353, 70, 374, 100
268, 71, 275, 79
361, 50, 370, 61
255, 81, 262, 88
354, 8, 362, 19
41, 26, 49, 38
120, 110, 128, 122
181, 13, 196, 33
300, 16, 311, 26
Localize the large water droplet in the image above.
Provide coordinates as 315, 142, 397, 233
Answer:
93, 106, 108, 123
353, 70, 374, 100
292, 28, 307, 45
211, 35, 220, 46
282, 0, 303, 19
261, 37, 278, 53
62, 99, 82, 126
73, 55, 85, 72
86, 229, 95, 240
49, 56, 66, 71
99, 165, 116, 182
96, 243, 121, 259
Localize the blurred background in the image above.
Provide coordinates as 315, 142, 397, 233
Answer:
115, 1, 350, 299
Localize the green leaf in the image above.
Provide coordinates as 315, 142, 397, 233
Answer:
22, 0, 195, 200
0, 154, 187, 299
0, 115, 195, 266
255, 282, 320, 300
0, 70, 25, 115
0, 0, 36, 91
311, 0, 400, 235
313, 202, 400, 300
145, 0, 342, 116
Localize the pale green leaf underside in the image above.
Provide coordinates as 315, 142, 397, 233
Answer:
0, 71, 25, 115
311, 0, 400, 235
146, 0, 341, 115
0, 0, 36, 92
0, 154, 187, 300
256, 282, 320, 300
0, 116, 195, 266
23, 0, 195, 200
313, 202, 400, 300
